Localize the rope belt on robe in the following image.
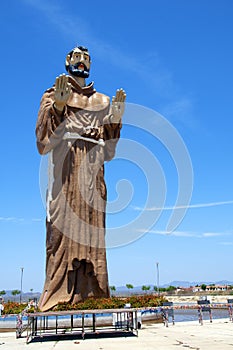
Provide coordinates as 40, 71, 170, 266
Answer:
46, 132, 105, 222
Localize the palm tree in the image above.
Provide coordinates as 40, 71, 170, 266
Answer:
126, 284, 134, 292
109, 285, 116, 296
142, 285, 151, 294
11, 289, 21, 302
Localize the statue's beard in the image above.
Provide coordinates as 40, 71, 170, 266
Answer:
67, 63, 90, 78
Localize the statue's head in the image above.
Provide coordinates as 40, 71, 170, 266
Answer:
65, 46, 91, 78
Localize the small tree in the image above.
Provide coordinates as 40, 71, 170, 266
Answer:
109, 286, 116, 296
167, 285, 176, 292
11, 289, 21, 301
126, 284, 134, 294
201, 284, 207, 291
30, 288, 33, 293
142, 285, 151, 293
0, 290, 6, 297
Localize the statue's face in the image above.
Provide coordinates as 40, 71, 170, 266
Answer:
66, 48, 91, 78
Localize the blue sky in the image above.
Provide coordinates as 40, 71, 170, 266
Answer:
0, 0, 233, 292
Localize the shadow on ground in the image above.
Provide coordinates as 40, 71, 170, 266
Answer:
28, 330, 137, 343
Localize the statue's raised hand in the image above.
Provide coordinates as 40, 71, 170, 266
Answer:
110, 88, 126, 123
54, 74, 71, 111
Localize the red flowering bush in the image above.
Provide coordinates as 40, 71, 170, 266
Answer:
51, 295, 166, 312
2, 302, 26, 315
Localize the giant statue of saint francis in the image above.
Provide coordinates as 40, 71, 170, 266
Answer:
36, 46, 126, 311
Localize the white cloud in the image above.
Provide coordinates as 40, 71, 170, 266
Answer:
22, 0, 142, 73
133, 200, 233, 212
0, 217, 24, 222
23, 0, 194, 121
140, 229, 200, 237
161, 97, 195, 126
219, 242, 233, 246
162, 98, 193, 116
143, 229, 233, 239
202, 232, 222, 237
0, 217, 42, 223
161, 230, 200, 237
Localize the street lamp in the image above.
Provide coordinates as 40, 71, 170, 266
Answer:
20, 267, 24, 303
156, 262, 160, 296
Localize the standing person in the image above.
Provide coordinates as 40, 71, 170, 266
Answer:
36, 46, 126, 311
0, 302, 4, 316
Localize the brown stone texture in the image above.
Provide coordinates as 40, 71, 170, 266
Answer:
36, 76, 121, 311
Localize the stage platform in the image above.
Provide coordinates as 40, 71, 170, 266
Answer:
22, 308, 139, 343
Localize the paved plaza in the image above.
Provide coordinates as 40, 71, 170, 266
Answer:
0, 318, 233, 349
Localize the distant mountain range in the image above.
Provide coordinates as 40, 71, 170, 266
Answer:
160, 280, 233, 288
1, 280, 233, 301
0, 291, 41, 302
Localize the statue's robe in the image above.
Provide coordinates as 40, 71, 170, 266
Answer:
36, 76, 121, 311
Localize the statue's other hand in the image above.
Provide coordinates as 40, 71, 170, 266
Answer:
111, 88, 126, 123
54, 74, 71, 111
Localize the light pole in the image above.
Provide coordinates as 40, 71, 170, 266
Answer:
156, 262, 160, 296
20, 267, 24, 303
